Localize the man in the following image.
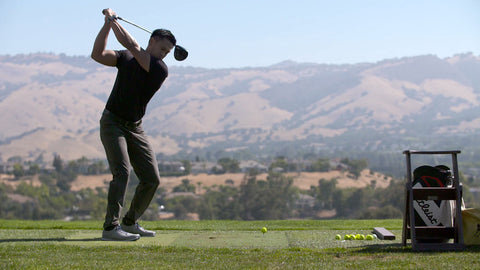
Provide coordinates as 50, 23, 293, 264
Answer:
91, 8, 175, 241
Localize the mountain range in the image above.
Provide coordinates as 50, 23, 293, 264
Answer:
1, 52, 480, 163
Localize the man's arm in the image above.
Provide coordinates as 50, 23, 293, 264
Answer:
110, 20, 151, 72
104, 9, 151, 72
91, 14, 117, 66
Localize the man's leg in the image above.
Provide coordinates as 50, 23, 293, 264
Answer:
100, 112, 132, 231
122, 125, 160, 228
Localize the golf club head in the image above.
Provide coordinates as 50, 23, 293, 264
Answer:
174, 45, 188, 61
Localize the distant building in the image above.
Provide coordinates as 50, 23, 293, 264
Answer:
295, 193, 315, 208
239, 160, 268, 173
0, 162, 9, 173
190, 162, 217, 174
158, 161, 185, 173
271, 167, 285, 173
163, 192, 200, 200
329, 158, 349, 171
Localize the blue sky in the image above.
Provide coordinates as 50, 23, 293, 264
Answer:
1, 0, 479, 68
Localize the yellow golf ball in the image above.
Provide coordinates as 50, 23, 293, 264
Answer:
261, 227, 267, 233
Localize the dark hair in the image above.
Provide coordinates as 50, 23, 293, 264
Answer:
151, 29, 177, 46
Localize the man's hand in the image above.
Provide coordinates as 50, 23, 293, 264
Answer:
102, 8, 117, 22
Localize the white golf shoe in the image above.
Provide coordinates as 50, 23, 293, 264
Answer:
101, 226, 140, 241
121, 223, 156, 237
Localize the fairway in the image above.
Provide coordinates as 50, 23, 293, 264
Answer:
1, 219, 480, 269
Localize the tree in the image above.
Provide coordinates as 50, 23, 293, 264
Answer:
27, 163, 40, 175
88, 161, 107, 175
165, 195, 200, 220
310, 158, 330, 172
313, 178, 337, 210
217, 157, 240, 173
199, 185, 241, 220
7, 156, 22, 163
358, 205, 403, 219
332, 189, 347, 217
13, 163, 25, 178
239, 172, 295, 220
172, 179, 196, 193
269, 157, 297, 172
53, 155, 63, 173
345, 189, 366, 217
341, 158, 368, 178
56, 174, 72, 192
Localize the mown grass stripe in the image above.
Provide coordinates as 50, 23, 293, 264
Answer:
0, 219, 403, 231
1, 219, 479, 269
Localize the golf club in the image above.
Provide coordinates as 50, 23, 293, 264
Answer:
102, 11, 188, 61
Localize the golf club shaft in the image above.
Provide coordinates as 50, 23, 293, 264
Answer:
117, 17, 152, 34
102, 10, 152, 34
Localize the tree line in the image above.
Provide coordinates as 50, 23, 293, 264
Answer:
162, 170, 406, 221
0, 168, 405, 221
2, 154, 479, 221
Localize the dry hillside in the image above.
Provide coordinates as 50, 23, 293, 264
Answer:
1, 169, 392, 193
2, 53, 480, 162
71, 169, 391, 192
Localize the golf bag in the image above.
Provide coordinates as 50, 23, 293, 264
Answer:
412, 165, 454, 228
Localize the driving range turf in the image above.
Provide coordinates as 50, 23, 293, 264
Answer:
1, 219, 479, 269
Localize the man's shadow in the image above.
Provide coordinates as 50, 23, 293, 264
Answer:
0, 237, 102, 243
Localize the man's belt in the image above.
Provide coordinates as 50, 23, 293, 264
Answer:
104, 109, 142, 129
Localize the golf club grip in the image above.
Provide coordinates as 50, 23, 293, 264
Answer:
102, 9, 118, 17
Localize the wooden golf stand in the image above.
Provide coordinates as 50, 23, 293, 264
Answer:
402, 150, 465, 251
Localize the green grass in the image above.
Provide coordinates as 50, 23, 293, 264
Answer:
0, 219, 479, 269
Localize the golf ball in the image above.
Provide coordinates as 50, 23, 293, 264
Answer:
261, 227, 267, 233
